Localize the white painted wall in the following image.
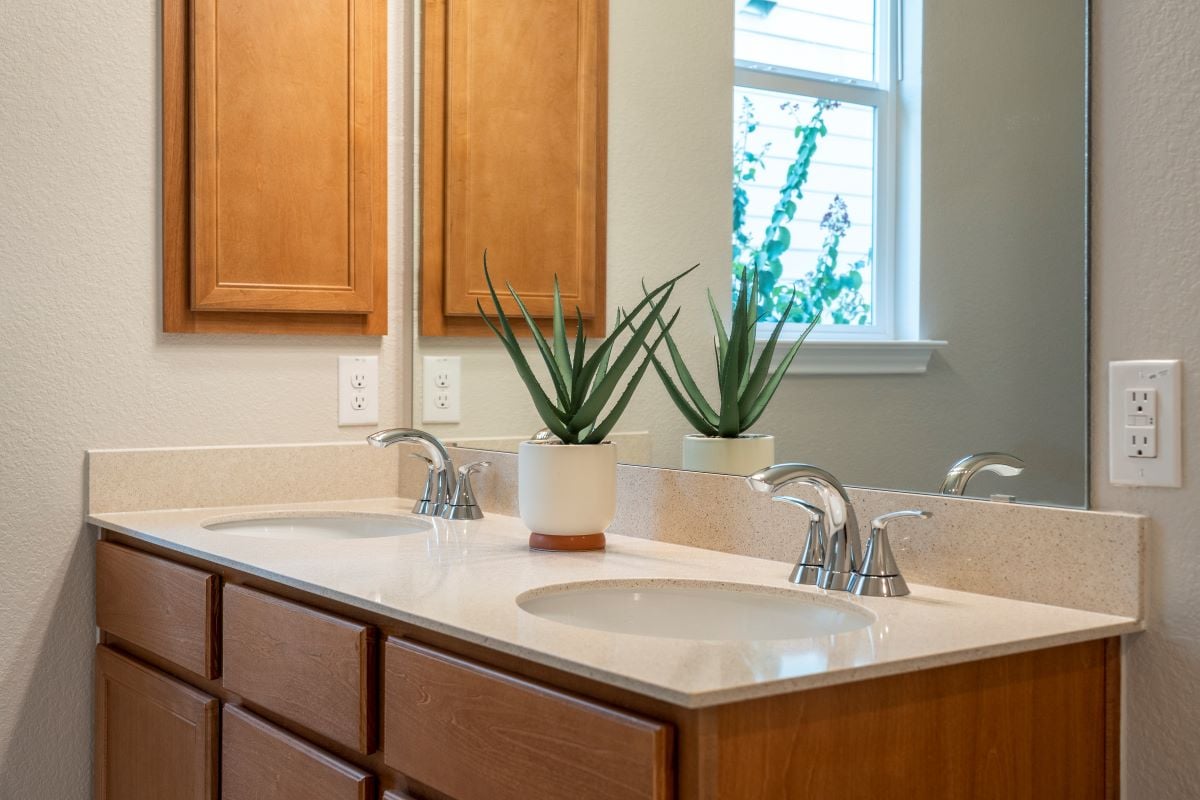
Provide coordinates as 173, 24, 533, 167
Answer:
0, 2, 413, 796
1092, 1, 1200, 794
415, 0, 1088, 506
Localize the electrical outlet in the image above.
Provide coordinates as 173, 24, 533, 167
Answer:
338, 355, 378, 426
423, 356, 461, 423
1109, 360, 1181, 486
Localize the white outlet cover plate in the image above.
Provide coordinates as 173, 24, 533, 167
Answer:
1108, 359, 1181, 487
423, 355, 461, 423
338, 355, 379, 426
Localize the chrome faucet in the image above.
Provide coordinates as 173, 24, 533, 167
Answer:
939, 452, 1025, 496
748, 464, 862, 591
367, 428, 457, 516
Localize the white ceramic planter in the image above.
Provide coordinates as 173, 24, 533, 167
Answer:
518, 440, 617, 550
681, 433, 775, 476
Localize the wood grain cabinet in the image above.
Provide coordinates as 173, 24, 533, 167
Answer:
221, 584, 378, 753
222, 705, 376, 800
384, 638, 673, 800
421, 0, 607, 336
94, 533, 1119, 799
94, 646, 218, 800
95, 542, 220, 679
163, 0, 387, 335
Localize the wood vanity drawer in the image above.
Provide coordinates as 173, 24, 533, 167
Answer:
221, 584, 377, 753
384, 638, 673, 800
222, 705, 375, 800
95, 541, 220, 678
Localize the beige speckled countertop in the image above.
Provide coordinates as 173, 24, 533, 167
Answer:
89, 497, 1140, 708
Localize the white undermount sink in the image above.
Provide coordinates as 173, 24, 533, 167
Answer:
201, 514, 431, 542
517, 579, 875, 641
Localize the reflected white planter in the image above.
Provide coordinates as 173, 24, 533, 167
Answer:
518, 440, 616, 551
681, 434, 775, 476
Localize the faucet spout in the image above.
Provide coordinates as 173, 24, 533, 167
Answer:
747, 463, 861, 591
939, 452, 1024, 496
367, 428, 457, 514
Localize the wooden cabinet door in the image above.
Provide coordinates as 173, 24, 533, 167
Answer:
163, 0, 387, 335
94, 646, 218, 800
421, 0, 607, 336
222, 705, 376, 800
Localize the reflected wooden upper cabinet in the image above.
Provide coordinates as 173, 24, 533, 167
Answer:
163, 0, 387, 335
421, 0, 607, 336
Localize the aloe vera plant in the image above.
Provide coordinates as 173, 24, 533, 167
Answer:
477, 257, 695, 445
647, 268, 817, 438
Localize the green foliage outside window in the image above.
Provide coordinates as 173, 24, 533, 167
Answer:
732, 97, 871, 325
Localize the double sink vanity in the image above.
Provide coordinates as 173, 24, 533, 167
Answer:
86, 439, 1144, 799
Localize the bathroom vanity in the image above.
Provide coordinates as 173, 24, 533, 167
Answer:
90, 491, 1135, 800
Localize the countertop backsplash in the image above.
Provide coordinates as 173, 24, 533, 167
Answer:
89, 441, 1146, 619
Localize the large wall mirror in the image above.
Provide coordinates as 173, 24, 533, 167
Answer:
413, 0, 1088, 508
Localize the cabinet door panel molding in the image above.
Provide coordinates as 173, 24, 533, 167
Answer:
163, 0, 387, 335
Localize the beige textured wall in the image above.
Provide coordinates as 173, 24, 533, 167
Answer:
1092, 1, 1200, 795
415, 0, 1088, 506
0, 3, 412, 796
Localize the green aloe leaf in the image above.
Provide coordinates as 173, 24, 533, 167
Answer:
571, 306, 586, 390
646, 352, 720, 436
577, 265, 698, 393
476, 300, 572, 439
640, 285, 718, 426
569, 286, 676, 429
584, 312, 681, 444
718, 298, 745, 436
740, 324, 813, 431
707, 289, 729, 373
551, 276, 572, 385
739, 292, 802, 420
504, 281, 571, 409
588, 308, 620, 397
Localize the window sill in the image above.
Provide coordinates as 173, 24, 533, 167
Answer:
755, 339, 947, 375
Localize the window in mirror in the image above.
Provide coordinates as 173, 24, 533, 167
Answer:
734, 0, 898, 341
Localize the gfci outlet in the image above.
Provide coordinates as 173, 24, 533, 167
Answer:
338, 355, 379, 426
1109, 359, 1181, 487
423, 355, 461, 423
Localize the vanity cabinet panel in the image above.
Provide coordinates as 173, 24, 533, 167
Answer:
162, 0, 387, 335
383, 638, 673, 800
95, 541, 220, 679
707, 640, 1113, 799
95, 646, 218, 800
222, 704, 376, 800
420, 0, 607, 336
221, 583, 377, 753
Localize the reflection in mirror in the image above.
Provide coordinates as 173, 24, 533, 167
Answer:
414, 0, 1087, 508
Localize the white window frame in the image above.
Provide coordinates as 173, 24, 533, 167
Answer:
738, 0, 945, 373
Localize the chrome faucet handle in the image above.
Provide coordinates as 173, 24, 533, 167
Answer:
409, 453, 438, 516
939, 452, 1024, 496
848, 510, 932, 598
441, 461, 491, 521
773, 496, 826, 586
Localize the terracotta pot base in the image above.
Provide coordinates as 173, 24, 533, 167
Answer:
528, 532, 607, 552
